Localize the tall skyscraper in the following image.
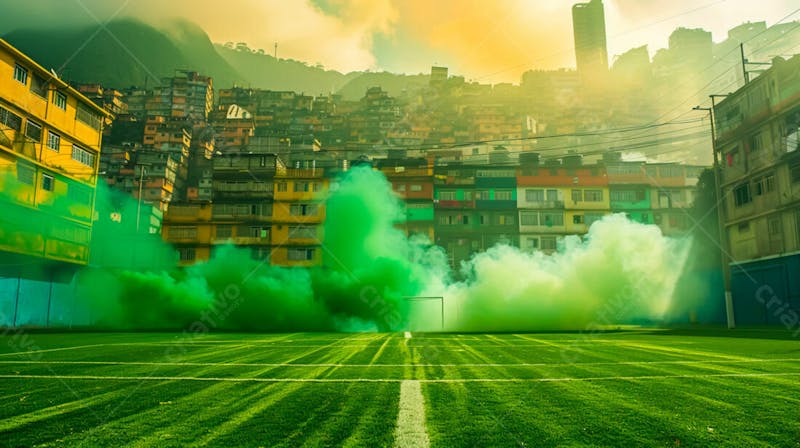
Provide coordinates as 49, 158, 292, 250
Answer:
572, 0, 608, 75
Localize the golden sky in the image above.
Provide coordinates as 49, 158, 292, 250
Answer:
2, 0, 797, 83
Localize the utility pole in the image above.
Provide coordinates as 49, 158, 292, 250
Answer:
136, 164, 148, 232
740, 43, 749, 85
694, 93, 734, 329
274, 42, 278, 59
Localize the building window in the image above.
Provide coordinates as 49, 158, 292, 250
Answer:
571, 189, 582, 202
754, 174, 776, 196
294, 181, 310, 192
520, 211, 538, 226
543, 212, 564, 227
611, 189, 645, 202
573, 214, 584, 224
17, 163, 34, 185
290, 204, 319, 216
179, 248, 196, 261
289, 226, 316, 239
0, 106, 22, 131
288, 248, 315, 261
46, 131, 60, 152
525, 189, 544, 202
248, 226, 270, 239
738, 221, 750, 233
25, 120, 42, 142
765, 175, 776, 193
71, 145, 96, 167
13, 63, 28, 85
277, 182, 287, 192
170, 226, 198, 239
53, 91, 67, 110
41, 174, 54, 191
749, 133, 763, 153
498, 214, 514, 225
733, 183, 752, 207
438, 214, 456, 225
410, 184, 423, 192
791, 163, 800, 184
438, 190, 457, 201
541, 236, 557, 250
474, 190, 490, 200
769, 217, 782, 235
395, 183, 406, 192
495, 190, 512, 200
30, 74, 47, 98
76, 102, 102, 130
659, 165, 684, 178
584, 190, 603, 202
215, 225, 232, 239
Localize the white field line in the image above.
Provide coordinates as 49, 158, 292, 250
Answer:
1, 358, 799, 368
404, 332, 412, 339
0, 344, 108, 357
2, 372, 800, 383
394, 380, 430, 448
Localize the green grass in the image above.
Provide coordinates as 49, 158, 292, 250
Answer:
0, 329, 799, 447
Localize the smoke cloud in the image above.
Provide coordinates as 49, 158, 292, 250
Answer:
2, 166, 693, 331
61, 167, 689, 331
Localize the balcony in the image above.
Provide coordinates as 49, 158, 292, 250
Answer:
435, 200, 475, 209
519, 200, 565, 209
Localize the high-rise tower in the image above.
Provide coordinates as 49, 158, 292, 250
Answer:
572, 0, 608, 75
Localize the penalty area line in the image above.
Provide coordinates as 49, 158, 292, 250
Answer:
2, 372, 800, 383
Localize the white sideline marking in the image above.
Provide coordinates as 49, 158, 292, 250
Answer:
404, 332, 412, 339
394, 380, 430, 448
1, 358, 799, 368
0, 344, 107, 357
2, 372, 800, 383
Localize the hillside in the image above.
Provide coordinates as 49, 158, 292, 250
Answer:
214, 44, 358, 95
2, 19, 431, 100
336, 71, 430, 100
3, 19, 245, 89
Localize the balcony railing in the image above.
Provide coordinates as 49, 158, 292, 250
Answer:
520, 200, 564, 209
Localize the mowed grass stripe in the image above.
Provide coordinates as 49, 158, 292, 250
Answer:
3, 357, 800, 367
6, 372, 800, 383
53, 382, 268, 447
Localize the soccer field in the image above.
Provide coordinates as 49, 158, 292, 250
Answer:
0, 330, 799, 447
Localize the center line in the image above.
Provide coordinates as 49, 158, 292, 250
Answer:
394, 380, 430, 448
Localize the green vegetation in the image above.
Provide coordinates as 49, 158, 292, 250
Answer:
0, 329, 799, 447
3, 19, 244, 89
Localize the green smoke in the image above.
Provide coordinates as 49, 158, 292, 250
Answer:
437, 215, 692, 332
76, 165, 439, 331
2, 166, 693, 331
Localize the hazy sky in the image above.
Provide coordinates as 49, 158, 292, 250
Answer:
1, 0, 797, 82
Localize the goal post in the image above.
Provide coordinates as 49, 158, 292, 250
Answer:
403, 296, 444, 330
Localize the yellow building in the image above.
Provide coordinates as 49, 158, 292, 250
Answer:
0, 38, 110, 275
271, 168, 327, 267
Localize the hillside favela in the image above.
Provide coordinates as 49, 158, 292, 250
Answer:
1, 1, 800, 446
